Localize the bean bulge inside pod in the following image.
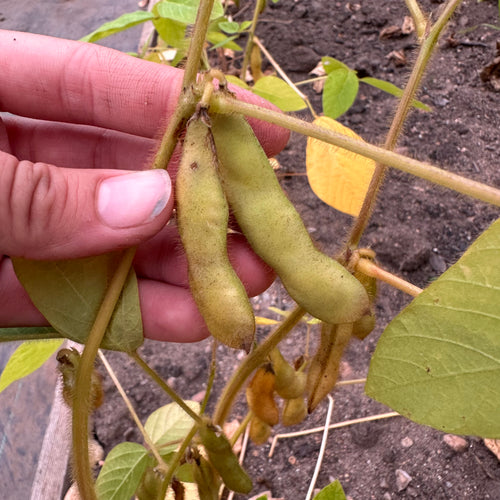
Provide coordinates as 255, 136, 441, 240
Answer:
175, 114, 255, 351
210, 111, 370, 324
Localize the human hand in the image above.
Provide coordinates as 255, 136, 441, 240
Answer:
0, 30, 289, 342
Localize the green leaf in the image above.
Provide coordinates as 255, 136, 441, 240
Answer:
366, 218, 500, 438
321, 56, 349, 74
0, 327, 61, 343
313, 480, 347, 500
12, 253, 143, 352
145, 401, 200, 453
322, 68, 359, 119
207, 31, 242, 51
95, 442, 150, 500
152, 16, 188, 49
156, 0, 224, 24
360, 77, 431, 111
239, 20, 253, 31
225, 74, 249, 89
218, 21, 240, 34
80, 11, 155, 43
252, 76, 307, 112
0, 339, 63, 393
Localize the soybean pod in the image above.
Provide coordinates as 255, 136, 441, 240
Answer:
210, 113, 369, 325
198, 419, 253, 494
306, 322, 353, 413
176, 113, 255, 351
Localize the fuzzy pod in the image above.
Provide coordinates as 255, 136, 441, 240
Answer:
210, 112, 369, 324
352, 310, 376, 340
135, 467, 164, 500
270, 348, 307, 400
56, 348, 103, 412
307, 322, 353, 413
249, 415, 272, 444
192, 455, 220, 500
246, 364, 280, 426
282, 397, 308, 427
176, 114, 255, 351
198, 420, 253, 494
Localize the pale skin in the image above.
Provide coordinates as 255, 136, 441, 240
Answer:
0, 30, 289, 342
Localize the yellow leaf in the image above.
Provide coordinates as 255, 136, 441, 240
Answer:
306, 116, 376, 217
255, 316, 279, 325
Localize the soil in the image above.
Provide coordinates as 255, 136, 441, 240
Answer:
3, 0, 500, 499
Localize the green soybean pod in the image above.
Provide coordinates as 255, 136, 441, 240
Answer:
210, 113, 369, 324
198, 420, 253, 494
176, 115, 255, 351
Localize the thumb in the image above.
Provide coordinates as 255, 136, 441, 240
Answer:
0, 152, 173, 260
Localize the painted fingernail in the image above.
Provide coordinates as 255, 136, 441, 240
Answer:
97, 170, 171, 228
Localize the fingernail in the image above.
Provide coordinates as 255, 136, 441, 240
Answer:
97, 170, 171, 228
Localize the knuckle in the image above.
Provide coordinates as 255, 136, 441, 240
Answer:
0, 156, 68, 256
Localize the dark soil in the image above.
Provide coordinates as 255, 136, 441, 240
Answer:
3, 0, 500, 499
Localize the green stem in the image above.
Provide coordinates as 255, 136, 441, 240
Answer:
209, 94, 500, 207
73, 248, 137, 500
213, 306, 305, 426
241, 0, 265, 81
157, 424, 199, 500
130, 351, 203, 425
404, 0, 428, 39
182, 0, 216, 89
348, 0, 463, 247
98, 350, 169, 472
151, 96, 197, 171
200, 341, 218, 414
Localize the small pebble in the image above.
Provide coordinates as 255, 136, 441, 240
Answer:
395, 469, 412, 491
443, 434, 468, 453
380, 477, 389, 489
401, 436, 414, 448
383, 493, 391, 500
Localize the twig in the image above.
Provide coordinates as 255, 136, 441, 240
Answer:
356, 258, 423, 297
97, 350, 168, 472
335, 378, 367, 387
253, 36, 317, 117
130, 351, 203, 425
305, 395, 335, 500
269, 411, 400, 457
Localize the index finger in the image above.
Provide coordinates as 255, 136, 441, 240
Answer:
0, 30, 289, 157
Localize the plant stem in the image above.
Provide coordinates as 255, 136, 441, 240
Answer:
213, 306, 305, 426
241, 0, 265, 81
335, 378, 367, 387
151, 96, 196, 171
405, 0, 428, 39
200, 341, 218, 414
72, 247, 136, 500
348, 0, 463, 248
98, 350, 168, 472
130, 351, 203, 425
158, 424, 199, 500
229, 411, 253, 448
209, 93, 500, 207
182, 0, 216, 89
356, 258, 423, 297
